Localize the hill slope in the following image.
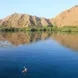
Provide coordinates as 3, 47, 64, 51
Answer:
51, 5, 78, 27
0, 13, 52, 28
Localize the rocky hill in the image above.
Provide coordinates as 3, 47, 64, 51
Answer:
0, 13, 52, 28
51, 5, 78, 27
0, 5, 78, 28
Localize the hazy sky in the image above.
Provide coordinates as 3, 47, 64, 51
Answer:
0, 0, 78, 19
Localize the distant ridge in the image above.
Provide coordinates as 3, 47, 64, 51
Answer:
0, 5, 78, 28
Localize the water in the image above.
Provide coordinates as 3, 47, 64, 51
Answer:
0, 31, 78, 78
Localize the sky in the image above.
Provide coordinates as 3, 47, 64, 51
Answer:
0, 0, 78, 19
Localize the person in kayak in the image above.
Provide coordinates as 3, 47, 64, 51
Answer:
22, 66, 27, 73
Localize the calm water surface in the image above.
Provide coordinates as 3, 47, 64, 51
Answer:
0, 32, 78, 78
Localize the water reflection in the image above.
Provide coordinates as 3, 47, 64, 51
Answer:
0, 32, 51, 46
0, 32, 78, 51
51, 32, 78, 51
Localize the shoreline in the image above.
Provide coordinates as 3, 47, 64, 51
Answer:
0, 26, 78, 32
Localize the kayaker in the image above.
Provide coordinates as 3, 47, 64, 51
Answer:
22, 66, 27, 73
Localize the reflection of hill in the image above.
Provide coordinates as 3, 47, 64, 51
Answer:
0, 32, 78, 51
0, 32, 50, 46
51, 33, 78, 51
